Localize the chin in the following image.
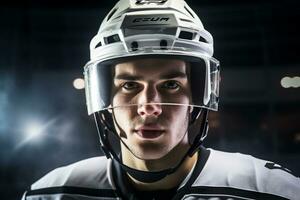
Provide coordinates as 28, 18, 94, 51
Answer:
136, 152, 166, 161
132, 144, 171, 161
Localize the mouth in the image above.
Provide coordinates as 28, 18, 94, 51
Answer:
134, 126, 165, 140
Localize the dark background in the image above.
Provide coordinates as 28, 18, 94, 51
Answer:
0, 0, 299, 199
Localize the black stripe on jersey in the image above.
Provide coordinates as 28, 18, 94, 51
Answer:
25, 186, 118, 198
175, 186, 289, 200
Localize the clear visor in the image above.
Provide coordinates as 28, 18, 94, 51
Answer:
84, 55, 220, 115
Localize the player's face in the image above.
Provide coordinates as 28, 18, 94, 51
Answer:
111, 58, 191, 160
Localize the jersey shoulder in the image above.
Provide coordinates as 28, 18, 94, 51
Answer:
194, 149, 300, 200
31, 156, 112, 190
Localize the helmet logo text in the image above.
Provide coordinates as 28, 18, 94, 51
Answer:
132, 17, 169, 23
136, 0, 167, 5
121, 14, 176, 28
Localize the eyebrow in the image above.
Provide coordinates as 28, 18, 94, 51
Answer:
114, 71, 187, 80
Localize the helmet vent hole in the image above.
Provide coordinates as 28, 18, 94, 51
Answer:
199, 36, 208, 43
160, 40, 168, 49
105, 34, 121, 44
107, 8, 118, 21
179, 31, 194, 40
95, 42, 102, 48
131, 41, 139, 51
184, 6, 195, 19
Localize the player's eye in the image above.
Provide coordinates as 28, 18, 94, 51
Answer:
122, 81, 140, 91
162, 80, 180, 90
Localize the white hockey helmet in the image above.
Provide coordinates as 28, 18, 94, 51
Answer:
84, 0, 220, 115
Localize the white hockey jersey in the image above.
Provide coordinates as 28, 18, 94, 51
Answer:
22, 147, 300, 200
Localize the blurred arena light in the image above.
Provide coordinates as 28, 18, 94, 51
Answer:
73, 78, 85, 90
280, 76, 300, 88
15, 117, 59, 150
24, 121, 45, 141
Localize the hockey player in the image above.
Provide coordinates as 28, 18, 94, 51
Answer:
22, 0, 300, 199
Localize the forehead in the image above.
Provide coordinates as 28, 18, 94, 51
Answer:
114, 58, 187, 79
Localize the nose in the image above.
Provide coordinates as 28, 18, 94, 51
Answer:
137, 104, 162, 117
137, 85, 162, 117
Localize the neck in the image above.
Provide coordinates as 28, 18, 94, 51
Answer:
121, 145, 198, 191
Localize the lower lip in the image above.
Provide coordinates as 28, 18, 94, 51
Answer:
135, 130, 164, 139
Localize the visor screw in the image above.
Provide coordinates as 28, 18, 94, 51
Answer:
160, 40, 168, 50
131, 41, 139, 51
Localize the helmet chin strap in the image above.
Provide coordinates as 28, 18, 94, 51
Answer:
93, 107, 209, 183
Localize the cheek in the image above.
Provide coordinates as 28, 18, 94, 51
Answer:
166, 106, 189, 129
113, 96, 134, 118
174, 110, 189, 143
113, 107, 136, 131
164, 108, 189, 146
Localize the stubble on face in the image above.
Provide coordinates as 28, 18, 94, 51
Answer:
112, 105, 191, 171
